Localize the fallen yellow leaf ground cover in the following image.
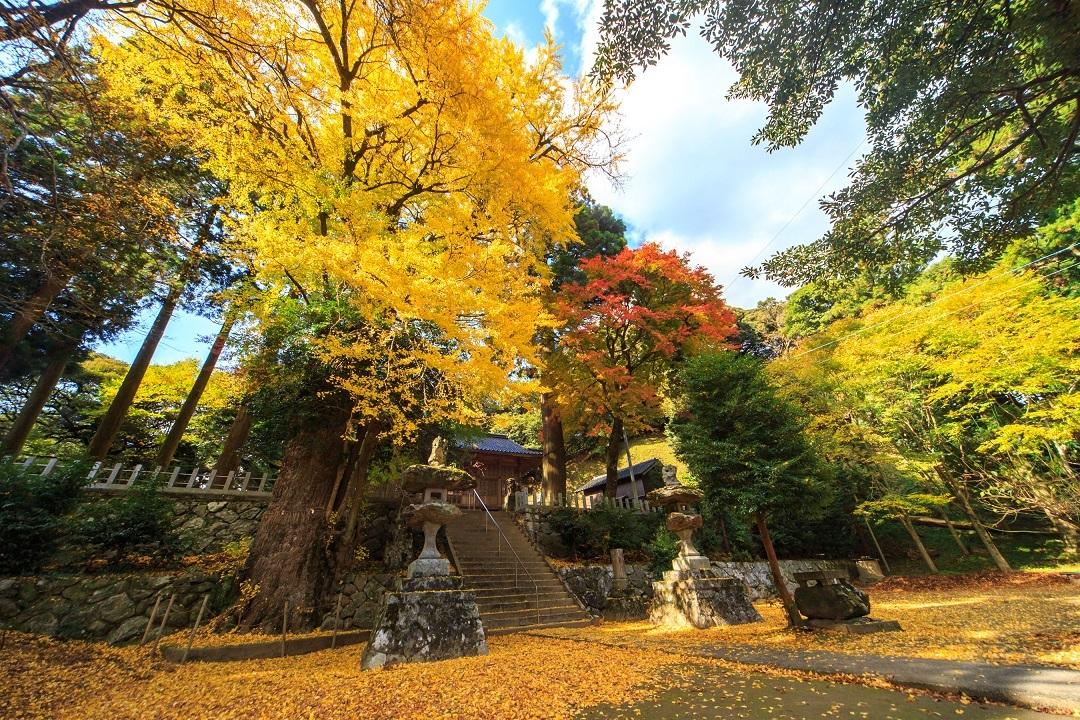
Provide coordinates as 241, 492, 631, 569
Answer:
543, 572, 1080, 669
0, 630, 696, 720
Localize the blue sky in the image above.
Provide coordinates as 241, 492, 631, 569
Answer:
98, 0, 867, 365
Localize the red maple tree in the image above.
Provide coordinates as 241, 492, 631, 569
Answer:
553, 243, 737, 497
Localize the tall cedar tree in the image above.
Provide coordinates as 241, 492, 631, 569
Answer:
555, 243, 736, 497
668, 351, 830, 626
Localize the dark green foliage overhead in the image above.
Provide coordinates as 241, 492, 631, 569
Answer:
668, 351, 830, 523
0, 460, 87, 573
594, 0, 1080, 285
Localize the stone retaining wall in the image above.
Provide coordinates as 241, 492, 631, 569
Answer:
0, 568, 234, 644
558, 559, 858, 616
167, 497, 268, 553
319, 571, 396, 631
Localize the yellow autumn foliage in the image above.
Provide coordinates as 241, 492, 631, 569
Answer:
96, 0, 618, 438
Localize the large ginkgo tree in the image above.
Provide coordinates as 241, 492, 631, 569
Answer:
97, 0, 618, 629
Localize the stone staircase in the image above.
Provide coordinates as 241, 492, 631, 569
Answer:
445, 510, 591, 635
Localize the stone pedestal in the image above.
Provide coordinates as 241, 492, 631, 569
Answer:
360, 575, 487, 669
649, 566, 762, 629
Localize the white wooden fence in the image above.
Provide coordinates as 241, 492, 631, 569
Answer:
513, 488, 662, 514
8, 456, 277, 498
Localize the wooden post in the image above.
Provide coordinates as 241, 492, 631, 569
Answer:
610, 548, 627, 593
140, 594, 163, 645
331, 593, 343, 649
863, 518, 891, 574
153, 594, 175, 650
180, 595, 210, 663
281, 601, 288, 658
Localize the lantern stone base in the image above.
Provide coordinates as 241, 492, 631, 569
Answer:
360, 575, 488, 670
649, 567, 762, 629
407, 557, 452, 577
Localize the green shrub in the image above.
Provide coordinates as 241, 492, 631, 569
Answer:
545, 505, 663, 560
645, 525, 680, 575
70, 481, 187, 560
0, 460, 88, 574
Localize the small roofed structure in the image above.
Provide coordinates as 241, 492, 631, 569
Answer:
453, 433, 542, 508
579, 458, 668, 503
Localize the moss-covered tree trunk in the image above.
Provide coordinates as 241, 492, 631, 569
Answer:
240, 404, 351, 631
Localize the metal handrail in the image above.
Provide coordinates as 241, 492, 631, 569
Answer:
471, 488, 540, 625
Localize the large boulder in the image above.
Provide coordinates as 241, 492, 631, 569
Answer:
794, 581, 870, 621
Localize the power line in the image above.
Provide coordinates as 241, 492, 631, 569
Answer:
788, 253, 1080, 360
725, 139, 866, 291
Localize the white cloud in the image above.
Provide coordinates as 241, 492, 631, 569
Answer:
570, 13, 867, 308
540, 0, 560, 36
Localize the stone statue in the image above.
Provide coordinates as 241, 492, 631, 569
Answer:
428, 436, 449, 466
662, 464, 678, 486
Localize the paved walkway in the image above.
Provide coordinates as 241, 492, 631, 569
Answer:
530, 632, 1080, 713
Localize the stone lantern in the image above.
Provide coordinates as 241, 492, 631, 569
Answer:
399, 440, 475, 579
648, 485, 711, 573
644, 484, 761, 629
361, 438, 488, 670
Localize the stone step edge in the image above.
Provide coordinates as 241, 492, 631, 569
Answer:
485, 618, 593, 636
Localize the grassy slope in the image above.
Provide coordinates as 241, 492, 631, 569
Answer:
566, 433, 690, 491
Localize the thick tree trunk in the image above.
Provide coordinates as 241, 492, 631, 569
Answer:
900, 515, 938, 573
336, 428, 381, 569
87, 290, 179, 460
604, 416, 623, 498
1, 343, 74, 456
241, 404, 351, 631
0, 270, 72, 374
1044, 509, 1080, 556
156, 313, 235, 467
755, 513, 800, 626
216, 404, 252, 472
954, 486, 1012, 572
540, 393, 567, 498
939, 506, 971, 556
